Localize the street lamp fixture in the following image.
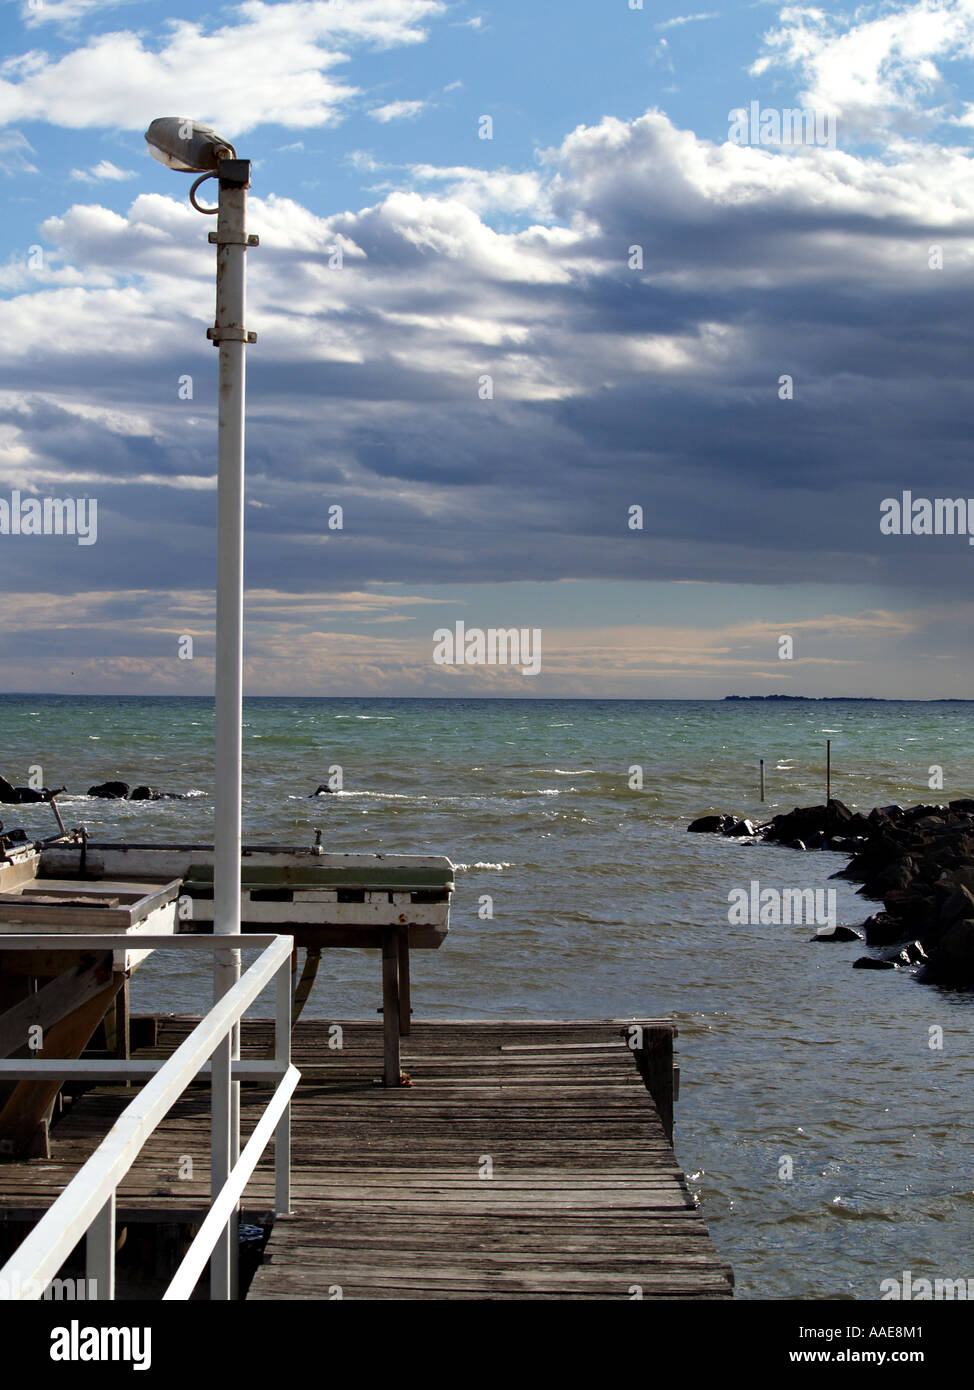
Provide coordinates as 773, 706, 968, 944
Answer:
144, 116, 236, 172
146, 115, 259, 1301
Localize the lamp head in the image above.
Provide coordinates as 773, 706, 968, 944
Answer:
145, 117, 236, 173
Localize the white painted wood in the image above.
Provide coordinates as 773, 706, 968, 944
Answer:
85, 1193, 115, 1301
275, 955, 291, 1215
0, 933, 294, 1301
0, 1059, 288, 1081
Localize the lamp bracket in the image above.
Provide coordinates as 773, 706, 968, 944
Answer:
206, 326, 258, 345
208, 232, 260, 247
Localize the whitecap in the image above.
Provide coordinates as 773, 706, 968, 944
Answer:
454, 862, 513, 872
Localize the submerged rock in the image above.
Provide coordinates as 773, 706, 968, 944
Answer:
687, 813, 732, 833
88, 780, 130, 799
810, 926, 863, 943
0, 775, 54, 804
853, 956, 897, 970
724, 818, 757, 838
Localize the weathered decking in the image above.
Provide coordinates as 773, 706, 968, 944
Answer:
0, 1017, 733, 1300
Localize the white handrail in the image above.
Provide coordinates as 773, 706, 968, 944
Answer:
163, 1063, 300, 1299
0, 931, 297, 1301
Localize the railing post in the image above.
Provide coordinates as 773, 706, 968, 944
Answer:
86, 1191, 115, 1301
210, 1031, 232, 1300
275, 958, 292, 1215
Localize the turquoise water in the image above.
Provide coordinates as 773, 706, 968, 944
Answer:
2, 694, 973, 1300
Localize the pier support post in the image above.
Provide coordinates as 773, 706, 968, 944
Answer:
381, 931, 401, 1086
397, 929, 411, 1038
632, 1024, 675, 1144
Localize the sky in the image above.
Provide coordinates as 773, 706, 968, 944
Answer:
0, 0, 973, 697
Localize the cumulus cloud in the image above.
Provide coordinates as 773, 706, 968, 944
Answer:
1, 99, 973, 694
69, 159, 136, 182
0, 1, 446, 135
751, 0, 974, 137
20, 0, 124, 26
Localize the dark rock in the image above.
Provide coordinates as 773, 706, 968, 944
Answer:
947, 798, 974, 814
861, 913, 912, 947
828, 835, 868, 853
902, 803, 946, 821
766, 805, 829, 844
785, 839, 807, 851
129, 786, 162, 800
938, 883, 974, 925
687, 814, 730, 833
724, 818, 757, 838
12, 787, 46, 803
853, 956, 897, 970
937, 866, 974, 897
894, 940, 928, 965
858, 857, 916, 898
0, 777, 55, 804
311, 784, 334, 797
881, 888, 937, 928
920, 918, 974, 988
87, 781, 130, 799
810, 926, 863, 942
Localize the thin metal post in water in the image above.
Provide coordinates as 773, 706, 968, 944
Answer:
826, 739, 831, 802
759, 758, 765, 802
85, 1191, 115, 1301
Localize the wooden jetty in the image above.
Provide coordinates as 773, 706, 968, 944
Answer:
0, 1015, 733, 1301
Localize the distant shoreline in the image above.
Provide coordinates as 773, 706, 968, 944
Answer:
1, 691, 974, 704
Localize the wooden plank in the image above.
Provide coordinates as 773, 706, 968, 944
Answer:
0, 1015, 732, 1301
0, 955, 114, 1060
0, 974, 122, 1158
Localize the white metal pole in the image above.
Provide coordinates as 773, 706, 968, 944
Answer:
208, 158, 256, 1299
